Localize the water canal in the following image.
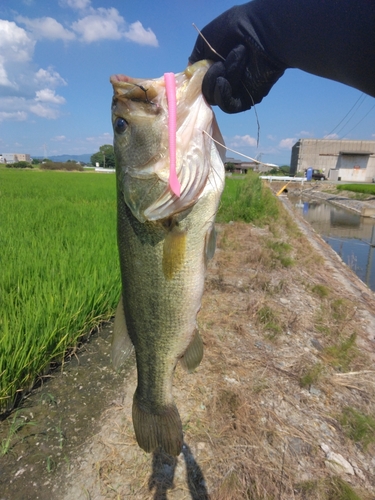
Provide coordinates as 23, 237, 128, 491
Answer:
290, 196, 375, 292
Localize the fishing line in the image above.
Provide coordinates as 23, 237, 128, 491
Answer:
203, 130, 275, 167
192, 23, 261, 146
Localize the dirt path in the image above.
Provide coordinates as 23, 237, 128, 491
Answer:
1, 195, 375, 500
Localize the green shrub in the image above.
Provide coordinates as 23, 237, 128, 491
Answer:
40, 161, 83, 171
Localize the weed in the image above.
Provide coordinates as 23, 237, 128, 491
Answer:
325, 476, 363, 500
296, 476, 363, 500
256, 305, 283, 338
300, 363, 323, 388
312, 284, 330, 298
339, 406, 375, 450
323, 333, 357, 372
1, 412, 34, 456
217, 173, 280, 225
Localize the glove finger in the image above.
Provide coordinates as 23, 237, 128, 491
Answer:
202, 61, 226, 105
214, 77, 252, 114
225, 45, 248, 83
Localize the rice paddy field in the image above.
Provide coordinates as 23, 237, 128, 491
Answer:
0, 169, 273, 415
0, 169, 120, 412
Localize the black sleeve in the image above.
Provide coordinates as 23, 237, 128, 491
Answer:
189, 0, 375, 102
248, 0, 375, 97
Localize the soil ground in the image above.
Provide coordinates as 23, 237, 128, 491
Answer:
1, 186, 375, 500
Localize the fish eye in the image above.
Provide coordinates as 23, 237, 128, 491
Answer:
115, 117, 128, 134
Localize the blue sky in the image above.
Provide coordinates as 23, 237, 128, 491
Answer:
0, 0, 374, 165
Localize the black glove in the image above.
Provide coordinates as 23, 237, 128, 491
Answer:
189, 3, 287, 113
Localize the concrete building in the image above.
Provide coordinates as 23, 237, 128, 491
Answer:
0, 153, 31, 164
225, 157, 277, 174
290, 139, 375, 182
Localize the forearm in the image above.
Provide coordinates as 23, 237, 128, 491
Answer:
242, 0, 375, 96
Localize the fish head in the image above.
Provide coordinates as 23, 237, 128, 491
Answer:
111, 61, 224, 222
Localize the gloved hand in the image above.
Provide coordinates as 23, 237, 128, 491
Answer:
189, 3, 287, 113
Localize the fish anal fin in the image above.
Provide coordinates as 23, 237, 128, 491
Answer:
111, 295, 134, 370
132, 394, 183, 456
179, 329, 203, 373
162, 228, 186, 280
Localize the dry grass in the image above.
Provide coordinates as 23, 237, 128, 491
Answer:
57, 198, 375, 499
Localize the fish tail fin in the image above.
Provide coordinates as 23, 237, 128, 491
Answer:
179, 329, 203, 373
111, 296, 133, 370
132, 393, 183, 456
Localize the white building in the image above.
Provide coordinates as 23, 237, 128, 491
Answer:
0, 153, 31, 164
290, 139, 375, 182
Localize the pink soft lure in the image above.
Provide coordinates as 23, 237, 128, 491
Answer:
164, 72, 181, 197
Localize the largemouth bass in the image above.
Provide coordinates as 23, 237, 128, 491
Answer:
110, 61, 225, 456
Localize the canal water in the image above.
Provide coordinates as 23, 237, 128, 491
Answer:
291, 197, 375, 292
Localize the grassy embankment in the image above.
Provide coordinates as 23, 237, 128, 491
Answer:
0, 169, 120, 412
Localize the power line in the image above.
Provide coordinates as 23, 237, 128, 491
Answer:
341, 102, 375, 138
323, 93, 367, 138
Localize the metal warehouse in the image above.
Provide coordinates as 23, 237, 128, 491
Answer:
290, 139, 375, 182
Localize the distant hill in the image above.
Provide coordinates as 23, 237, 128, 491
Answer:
33, 154, 93, 164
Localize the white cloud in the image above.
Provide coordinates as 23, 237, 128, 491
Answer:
52, 135, 67, 141
72, 8, 125, 42
71, 8, 158, 46
29, 102, 60, 119
0, 110, 27, 122
230, 134, 257, 147
16, 16, 75, 41
0, 20, 34, 62
35, 88, 66, 104
86, 132, 112, 142
34, 67, 67, 87
279, 138, 297, 149
124, 21, 158, 47
60, 0, 91, 9
324, 133, 339, 140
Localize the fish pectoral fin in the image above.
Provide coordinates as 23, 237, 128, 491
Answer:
111, 295, 134, 370
179, 329, 204, 373
205, 225, 217, 263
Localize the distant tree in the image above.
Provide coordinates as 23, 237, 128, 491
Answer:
6, 161, 32, 169
91, 144, 115, 168
32, 158, 41, 165
225, 162, 236, 172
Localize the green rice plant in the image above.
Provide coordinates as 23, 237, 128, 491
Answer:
217, 173, 280, 224
336, 183, 375, 195
0, 170, 121, 412
339, 406, 375, 450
